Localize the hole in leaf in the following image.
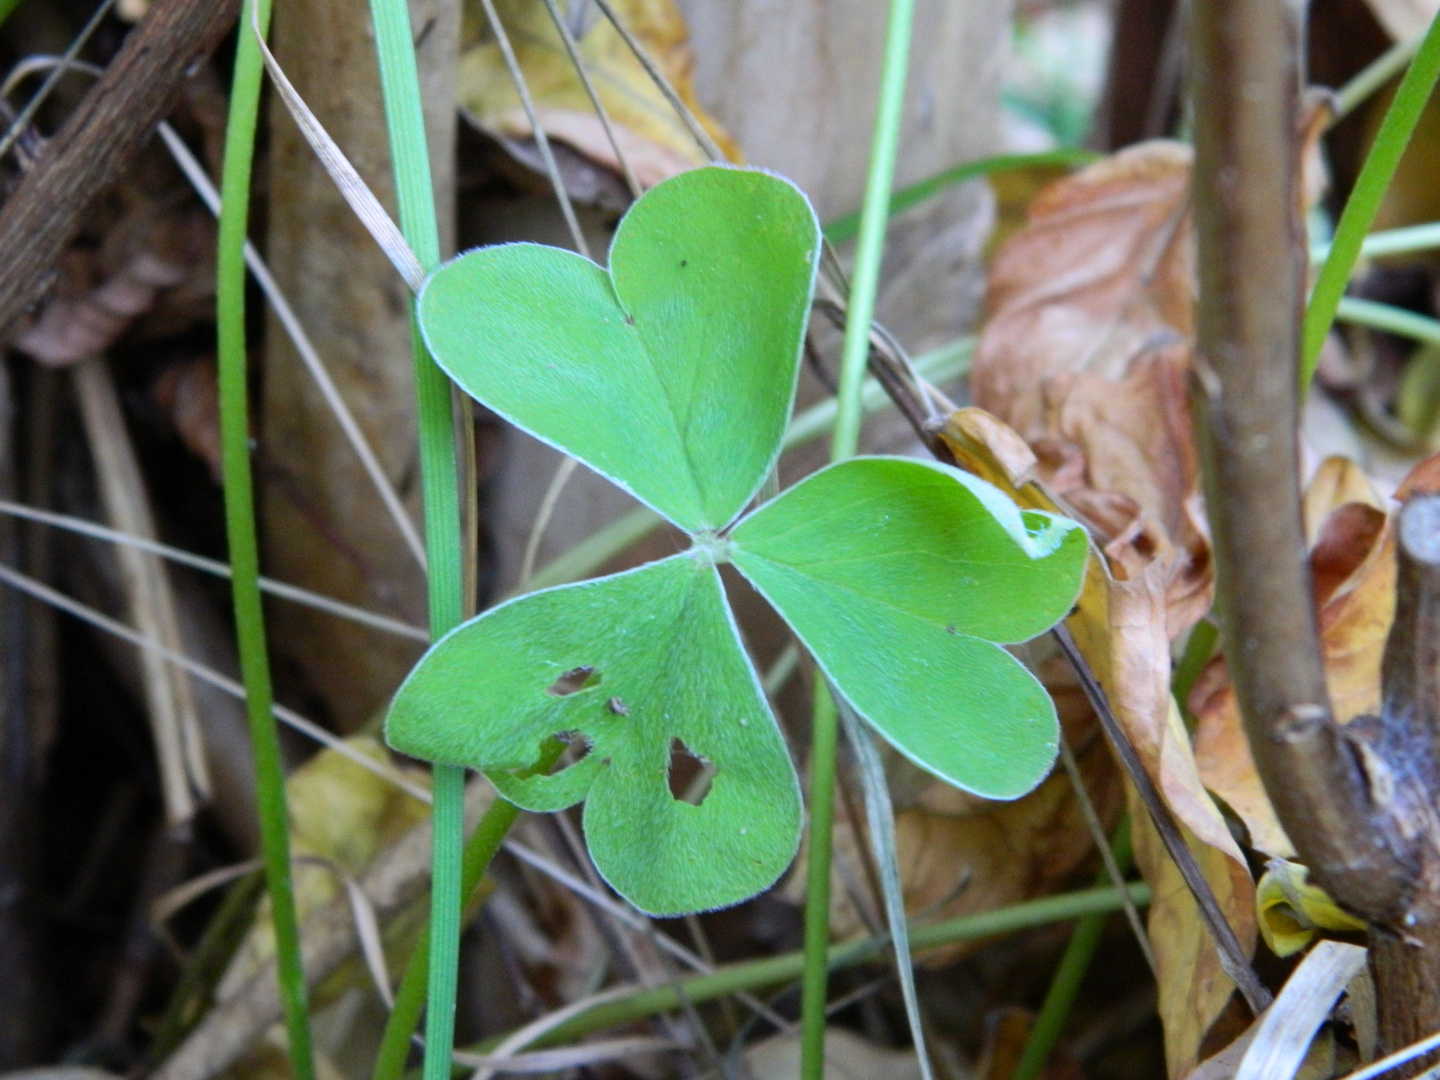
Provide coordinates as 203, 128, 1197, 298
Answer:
513, 731, 591, 779
668, 738, 716, 806
553, 731, 592, 772
548, 666, 601, 696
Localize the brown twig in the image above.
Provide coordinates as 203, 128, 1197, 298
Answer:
1053, 625, 1269, 1011
0, 0, 240, 336
1188, 0, 1417, 929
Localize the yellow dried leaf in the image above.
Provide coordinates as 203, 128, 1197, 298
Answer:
1256, 860, 1367, 958
217, 737, 429, 1000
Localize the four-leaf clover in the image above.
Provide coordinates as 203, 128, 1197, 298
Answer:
386, 166, 1087, 916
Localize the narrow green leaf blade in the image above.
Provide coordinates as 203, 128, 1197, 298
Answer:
730, 458, 1087, 799
386, 553, 802, 915
417, 166, 820, 533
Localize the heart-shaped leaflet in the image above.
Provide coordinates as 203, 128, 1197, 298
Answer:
387, 553, 801, 915
730, 457, 1088, 800
418, 166, 820, 535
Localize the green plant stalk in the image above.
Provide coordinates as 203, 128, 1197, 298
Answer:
367, 0, 467, 1076
800, 683, 840, 1080
1336, 295, 1440, 347
829, 0, 916, 463
0, 0, 24, 29
1009, 821, 1134, 1080
371, 740, 565, 1080
1311, 220, 1440, 264
804, 0, 915, 1073
823, 148, 1098, 243
454, 882, 1152, 1065
1335, 33, 1425, 120
216, 0, 315, 1074
1302, 8, 1440, 389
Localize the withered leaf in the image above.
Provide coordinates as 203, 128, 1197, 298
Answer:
942, 407, 1255, 1079
970, 140, 1209, 637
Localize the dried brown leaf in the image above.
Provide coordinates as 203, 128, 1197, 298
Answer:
970, 141, 1210, 636
942, 407, 1255, 1078
1193, 462, 1405, 864
459, 0, 737, 190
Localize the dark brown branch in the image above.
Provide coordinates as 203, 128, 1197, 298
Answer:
1370, 495, 1440, 1065
0, 0, 240, 336
1188, 0, 1416, 926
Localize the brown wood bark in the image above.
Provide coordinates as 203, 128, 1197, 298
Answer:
1190, 1, 1440, 1067
1190, 0, 1416, 925
1370, 496, 1440, 1068
0, 0, 240, 336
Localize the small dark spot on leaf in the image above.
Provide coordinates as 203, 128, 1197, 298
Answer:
668, 738, 716, 805
679, 259, 688, 268
624, 313, 635, 326
606, 696, 629, 716
548, 666, 600, 696
945, 625, 957, 635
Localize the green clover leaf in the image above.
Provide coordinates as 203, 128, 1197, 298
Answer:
386, 553, 801, 915
729, 457, 1087, 800
387, 165, 1088, 915
418, 165, 818, 534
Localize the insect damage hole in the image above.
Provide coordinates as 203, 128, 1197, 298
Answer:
511, 731, 591, 781
668, 738, 716, 806
548, 666, 601, 696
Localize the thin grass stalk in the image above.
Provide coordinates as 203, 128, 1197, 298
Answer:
216, 0, 315, 1073
372, 744, 565, 1080
1302, 9, 1440, 389
1010, 821, 1134, 1080
801, 2, 915, 1075
536, 0, 641, 199
459, 883, 1153, 1065
799, 684, 840, 1080
822, 148, 1098, 243
366, 0, 470, 1076
1335, 33, 1426, 120
1336, 295, 1440, 346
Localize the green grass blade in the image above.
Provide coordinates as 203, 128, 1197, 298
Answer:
367, 0, 467, 1075
804, 1, 916, 1073
1010, 820, 1134, 1080
837, 700, 934, 1080
216, 0, 315, 1074
822, 148, 1098, 243
800, 683, 840, 1080
1302, 9, 1440, 390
